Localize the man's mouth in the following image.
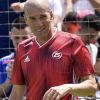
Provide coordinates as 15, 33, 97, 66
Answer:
37, 28, 45, 33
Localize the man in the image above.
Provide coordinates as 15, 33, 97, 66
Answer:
0, 0, 26, 58
79, 14, 100, 66
0, 16, 32, 98
62, 13, 100, 66
62, 11, 80, 34
9, 0, 97, 100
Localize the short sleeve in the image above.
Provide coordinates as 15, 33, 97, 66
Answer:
11, 44, 25, 85
72, 37, 94, 78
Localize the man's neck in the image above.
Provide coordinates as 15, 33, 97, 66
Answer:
36, 28, 57, 45
36, 36, 50, 45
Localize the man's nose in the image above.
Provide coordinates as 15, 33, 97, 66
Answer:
36, 19, 43, 26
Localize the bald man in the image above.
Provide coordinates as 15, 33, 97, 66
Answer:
9, 0, 97, 100
10, 0, 73, 30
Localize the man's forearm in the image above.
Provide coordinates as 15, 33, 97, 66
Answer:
20, 2, 26, 11
8, 85, 25, 100
9, 92, 24, 100
69, 78, 97, 96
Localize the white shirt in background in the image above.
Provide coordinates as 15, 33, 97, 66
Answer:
86, 43, 98, 65
73, 0, 95, 14
48, 0, 63, 17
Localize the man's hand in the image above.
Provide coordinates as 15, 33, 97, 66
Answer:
6, 59, 14, 82
42, 84, 72, 100
10, 2, 24, 13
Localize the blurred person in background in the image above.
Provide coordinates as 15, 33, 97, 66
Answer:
0, 16, 32, 99
62, 11, 80, 34
80, 14, 100, 66
0, 0, 26, 58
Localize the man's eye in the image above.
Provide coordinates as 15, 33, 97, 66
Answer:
40, 15, 47, 20
29, 17, 36, 20
14, 37, 20, 40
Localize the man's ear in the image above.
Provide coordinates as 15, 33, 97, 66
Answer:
9, 31, 13, 40
50, 11, 54, 20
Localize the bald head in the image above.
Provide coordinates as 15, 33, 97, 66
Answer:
24, 0, 51, 13
23, 0, 54, 39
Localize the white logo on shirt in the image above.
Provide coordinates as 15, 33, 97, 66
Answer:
24, 56, 30, 62
52, 51, 62, 59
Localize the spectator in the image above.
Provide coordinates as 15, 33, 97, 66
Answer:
0, 16, 32, 99
62, 12, 100, 100
0, 0, 26, 58
80, 14, 100, 65
62, 11, 80, 34
9, 0, 97, 100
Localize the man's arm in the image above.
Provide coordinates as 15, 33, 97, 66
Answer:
71, 74, 97, 96
0, 79, 12, 97
42, 74, 97, 99
10, 2, 25, 13
8, 85, 25, 100
94, 59, 100, 76
0, 59, 14, 97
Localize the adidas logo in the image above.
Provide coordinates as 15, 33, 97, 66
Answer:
24, 56, 30, 62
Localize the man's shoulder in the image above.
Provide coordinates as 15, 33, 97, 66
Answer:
58, 31, 81, 40
18, 36, 35, 49
0, 53, 14, 64
57, 31, 84, 47
0, 53, 14, 61
17, 37, 35, 55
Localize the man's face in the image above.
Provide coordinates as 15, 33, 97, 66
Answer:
62, 22, 80, 34
24, 5, 53, 38
10, 27, 31, 48
80, 27, 99, 43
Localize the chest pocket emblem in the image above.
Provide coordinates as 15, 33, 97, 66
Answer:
52, 51, 62, 59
